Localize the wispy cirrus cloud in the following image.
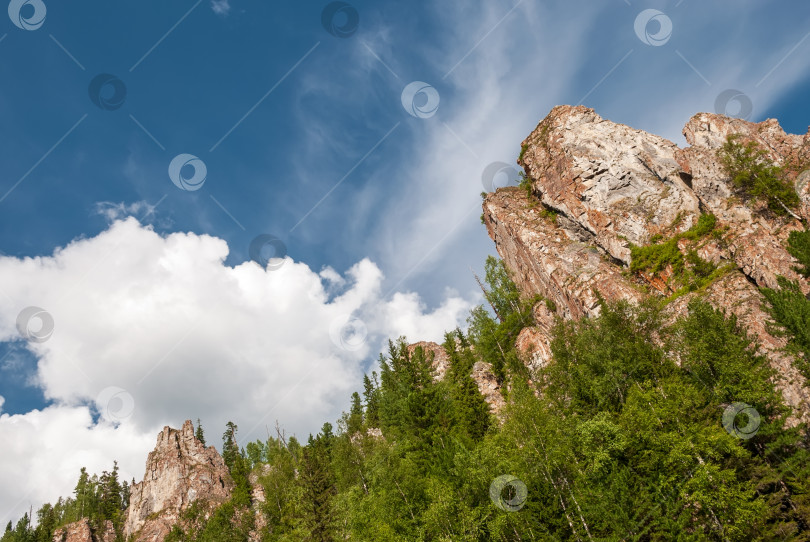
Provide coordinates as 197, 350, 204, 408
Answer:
211, 0, 231, 16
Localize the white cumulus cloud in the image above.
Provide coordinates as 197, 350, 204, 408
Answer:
0, 218, 474, 526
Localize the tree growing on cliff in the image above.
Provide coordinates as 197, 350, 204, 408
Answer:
195, 418, 206, 447
222, 422, 251, 506
467, 257, 536, 384
719, 134, 801, 218
787, 229, 810, 277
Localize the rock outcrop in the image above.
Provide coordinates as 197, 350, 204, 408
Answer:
124, 420, 234, 542
488, 105, 810, 419
408, 341, 451, 379
52, 519, 114, 542
408, 341, 506, 416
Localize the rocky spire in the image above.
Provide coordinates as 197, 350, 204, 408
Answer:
124, 420, 234, 542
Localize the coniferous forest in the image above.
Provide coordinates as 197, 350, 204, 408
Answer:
4, 256, 810, 541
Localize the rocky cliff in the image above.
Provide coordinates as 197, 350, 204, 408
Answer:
486, 105, 810, 420
124, 420, 234, 542
52, 519, 114, 542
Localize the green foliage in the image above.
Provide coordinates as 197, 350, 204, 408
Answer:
443, 330, 492, 441
762, 276, 810, 381
467, 256, 536, 384
517, 172, 559, 224
537, 207, 558, 223
0, 464, 128, 542
300, 430, 336, 541
518, 171, 532, 199
630, 213, 728, 294
347, 392, 363, 434
362, 373, 380, 428
221, 422, 252, 507
195, 419, 206, 447
787, 229, 810, 277
165, 499, 253, 542
718, 134, 801, 216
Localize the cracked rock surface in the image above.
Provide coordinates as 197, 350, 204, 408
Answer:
486, 105, 810, 421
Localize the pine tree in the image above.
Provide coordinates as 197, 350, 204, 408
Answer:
222, 422, 240, 472
195, 418, 206, 447
362, 373, 380, 427
347, 393, 363, 434
120, 480, 130, 511
222, 421, 251, 506
98, 462, 122, 527
300, 434, 335, 541
73, 467, 91, 521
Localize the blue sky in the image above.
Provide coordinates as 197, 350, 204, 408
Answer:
1, 0, 810, 524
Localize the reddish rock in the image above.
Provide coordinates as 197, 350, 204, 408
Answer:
472, 361, 505, 417
483, 187, 645, 321
407, 341, 450, 379
124, 420, 234, 542
52, 519, 114, 542
519, 105, 701, 264
515, 302, 556, 371
407, 341, 505, 417
676, 113, 808, 291
486, 106, 810, 422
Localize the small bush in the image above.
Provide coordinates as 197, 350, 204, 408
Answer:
683, 213, 717, 239
518, 171, 533, 199
718, 134, 801, 216
630, 214, 726, 294
630, 214, 716, 275
518, 142, 529, 162
538, 208, 558, 223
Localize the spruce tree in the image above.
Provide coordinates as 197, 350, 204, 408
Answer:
347, 392, 363, 434
195, 418, 206, 446
300, 434, 335, 541
222, 421, 251, 506
362, 373, 380, 427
